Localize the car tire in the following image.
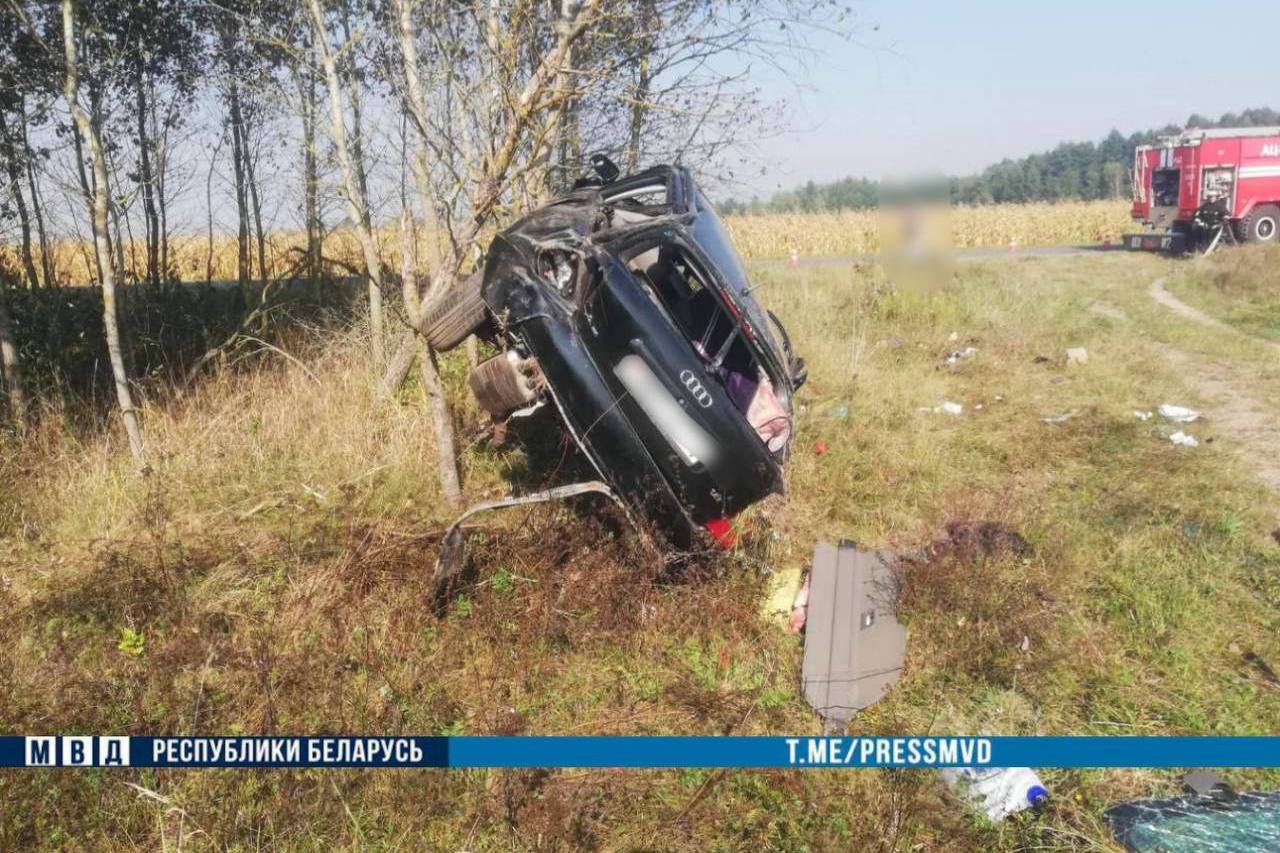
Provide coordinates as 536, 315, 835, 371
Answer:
1239, 204, 1280, 243
422, 270, 487, 351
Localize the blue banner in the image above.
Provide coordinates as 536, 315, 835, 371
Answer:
5, 736, 1280, 769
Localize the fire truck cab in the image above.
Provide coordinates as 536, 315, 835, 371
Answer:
1128, 126, 1280, 251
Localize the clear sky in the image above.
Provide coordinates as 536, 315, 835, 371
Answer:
745, 0, 1280, 198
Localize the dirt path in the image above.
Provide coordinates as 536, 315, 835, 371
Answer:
1146, 276, 1280, 492
1149, 276, 1280, 354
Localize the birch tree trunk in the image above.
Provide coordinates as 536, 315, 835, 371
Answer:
300, 37, 321, 280
308, 0, 385, 367
18, 100, 53, 287
62, 0, 146, 467
400, 211, 461, 507
378, 0, 600, 393
393, 0, 461, 506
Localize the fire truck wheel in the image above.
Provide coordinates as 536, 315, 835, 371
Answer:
1240, 205, 1280, 243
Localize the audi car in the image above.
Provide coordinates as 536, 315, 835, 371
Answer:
423, 161, 805, 549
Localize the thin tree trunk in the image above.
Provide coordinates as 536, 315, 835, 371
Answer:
244, 137, 268, 281
400, 211, 461, 506
205, 130, 225, 284
309, 0, 384, 366
539, 0, 579, 198
221, 22, 251, 291
134, 55, 160, 286
0, 110, 40, 288
301, 42, 321, 279
379, 0, 600, 393
68, 115, 101, 286
63, 0, 145, 466
0, 282, 24, 426
18, 100, 53, 286
228, 81, 250, 288
626, 55, 651, 173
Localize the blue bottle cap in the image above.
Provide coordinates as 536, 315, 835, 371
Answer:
1027, 785, 1049, 808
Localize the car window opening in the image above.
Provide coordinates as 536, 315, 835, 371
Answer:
627, 245, 792, 454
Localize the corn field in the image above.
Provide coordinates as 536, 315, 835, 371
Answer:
2, 200, 1135, 283
723, 200, 1133, 259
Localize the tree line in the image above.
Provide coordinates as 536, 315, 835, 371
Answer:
722, 107, 1280, 214
0, 0, 847, 495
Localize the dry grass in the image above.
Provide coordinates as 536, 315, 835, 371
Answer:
3, 245, 1280, 850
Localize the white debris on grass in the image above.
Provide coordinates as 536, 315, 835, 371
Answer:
944, 346, 978, 367
1066, 347, 1089, 366
1158, 404, 1201, 423
1169, 431, 1199, 448
1134, 410, 1154, 421
919, 401, 964, 416
1040, 411, 1076, 425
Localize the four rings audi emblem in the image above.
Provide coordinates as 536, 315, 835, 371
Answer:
679, 370, 714, 408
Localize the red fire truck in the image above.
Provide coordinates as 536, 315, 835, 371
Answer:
1127, 126, 1280, 251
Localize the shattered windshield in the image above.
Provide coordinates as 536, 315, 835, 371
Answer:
689, 192, 782, 359
1106, 792, 1280, 852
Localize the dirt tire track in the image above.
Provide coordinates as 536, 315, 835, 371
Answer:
1149, 276, 1280, 354
1147, 276, 1280, 492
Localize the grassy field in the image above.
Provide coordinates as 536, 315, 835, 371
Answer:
1164, 243, 1280, 341
2, 201, 1134, 283
2, 245, 1279, 850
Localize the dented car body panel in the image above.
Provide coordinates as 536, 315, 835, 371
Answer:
480, 165, 798, 546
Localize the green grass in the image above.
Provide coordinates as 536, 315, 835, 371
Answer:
1165, 242, 1280, 341
2, 247, 1280, 850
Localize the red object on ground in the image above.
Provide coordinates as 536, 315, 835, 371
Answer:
704, 517, 739, 549
813, 440, 828, 455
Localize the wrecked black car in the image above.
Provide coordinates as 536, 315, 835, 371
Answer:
423, 162, 805, 548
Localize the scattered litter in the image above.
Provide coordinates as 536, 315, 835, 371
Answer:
1066, 347, 1089, 366
763, 566, 805, 630
943, 346, 978, 367
789, 575, 810, 634
995, 394, 1005, 402
1106, 790, 1280, 852
948, 331, 960, 342
974, 403, 984, 411
813, 440, 828, 455
819, 402, 850, 419
942, 766, 1049, 822
1041, 411, 1076, 425
1159, 404, 1201, 423
1018, 635, 1031, 654
919, 401, 964, 416
801, 542, 906, 725
1134, 410, 1154, 421
1169, 431, 1199, 448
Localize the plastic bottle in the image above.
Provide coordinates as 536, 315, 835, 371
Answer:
940, 767, 1049, 821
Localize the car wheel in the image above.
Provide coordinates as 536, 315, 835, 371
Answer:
1240, 204, 1280, 243
422, 270, 487, 351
